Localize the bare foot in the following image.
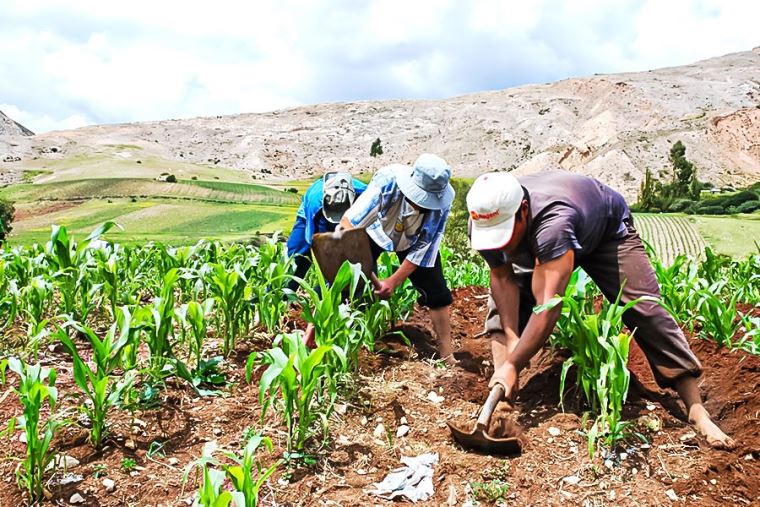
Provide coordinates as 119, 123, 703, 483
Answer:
689, 405, 736, 449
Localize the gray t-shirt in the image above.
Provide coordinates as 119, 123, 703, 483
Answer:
475, 170, 630, 271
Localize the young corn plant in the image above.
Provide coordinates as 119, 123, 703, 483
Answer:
19, 276, 53, 360
247, 332, 344, 452
184, 435, 281, 507
208, 263, 248, 356
178, 299, 216, 370
3, 358, 62, 503
247, 240, 293, 333
55, 321, 136, 448
538, 286, 650, 456
695, 290, 745, 348
137, 268, 181, 374
295, 260, 371, 373
46, 222, 117, 321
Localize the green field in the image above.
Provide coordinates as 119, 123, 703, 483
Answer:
0, 145, 306, 245
8, 198, 295, 245
690, 214, 760, 257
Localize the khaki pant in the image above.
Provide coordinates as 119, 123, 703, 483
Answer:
484, 217, 702, 388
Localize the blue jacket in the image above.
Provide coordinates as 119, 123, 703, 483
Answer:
286, 177, 368, 257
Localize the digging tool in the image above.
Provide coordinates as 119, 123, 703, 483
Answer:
311, 227, 380, 289
447, 384, 523, 454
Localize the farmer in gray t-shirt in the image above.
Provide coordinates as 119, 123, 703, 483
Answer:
467, 170, 733, 449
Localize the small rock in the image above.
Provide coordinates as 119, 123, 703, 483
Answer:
562, 475, 581, 485
356, 469, 367, 475
604, 459, 614, 469
709, 479, 717, 485
69, 493, 85, 504
640, 443, 650, 450
620, 452, 628, 460
548, 426, 561, 437
547, 437, 554, 444
168, 457, 179, 466
400, 416, 408, 425
743, 454, 754, 461
103, 478, 116, 492
360, 416, 368, 426
396, 425, 410, 438
19, 432, 27, 443
665, 489, 679, 501
125, 439, 136, 450
212, 428, 222, 436
632, 467, 638, 475
608, 490, 617, 501
447, 484, 457, 506
427, 391, 444, 404
569, 446, 578, 454
337, 435, 351, 445
47, 455, 80, 472
129, 471, 140, 477
646, 404, 656, 411
133, 418, 147, 428
373, 423, 386, 438
679, 432, 696, 441
335, 403, 347, 415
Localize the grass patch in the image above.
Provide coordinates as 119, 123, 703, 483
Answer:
7, 198, 296, 246
690, 213, 760, 257
21, 169, 53, 183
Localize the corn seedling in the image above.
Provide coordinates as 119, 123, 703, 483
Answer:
3, 358, 62, 503
247, 332, 344, 452
208, 263, 248, 356
55, 321, 136, 448
537, 285, 650, 456
184, 434, 281, 507
695, 290, 745, 348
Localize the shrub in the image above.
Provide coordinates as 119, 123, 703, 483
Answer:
667, 198, 696, 213
0, 197, 15, 245
370, 138, 383, 157
699, 205, 725, 215
166, 174, 177, 183
736, 200, 760, 214
722, 190, 759, 208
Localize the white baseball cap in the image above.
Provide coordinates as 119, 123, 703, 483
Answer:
466, 172, 525, 251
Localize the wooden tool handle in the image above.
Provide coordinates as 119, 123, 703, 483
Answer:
476, 384, 505, 431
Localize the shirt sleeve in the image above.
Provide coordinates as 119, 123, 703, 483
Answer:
344, 183, 382, 229
531, 204, 581, 264
405, 209, 448, 268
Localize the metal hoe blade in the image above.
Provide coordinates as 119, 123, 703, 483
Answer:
311, 228, 376, 284
447, 385, 523, 455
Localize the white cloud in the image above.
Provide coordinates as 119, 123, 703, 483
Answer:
0, 0, 757, 133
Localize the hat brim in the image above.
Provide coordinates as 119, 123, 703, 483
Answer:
469, 216, 516, 251
396, 168, 455, 210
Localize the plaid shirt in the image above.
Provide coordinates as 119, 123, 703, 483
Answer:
344, 164, 450, 268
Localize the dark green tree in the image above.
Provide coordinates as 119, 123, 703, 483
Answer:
0, 198, 15, 246
637, 168, 657, 210
669, 141, 694, 196
370, 138, 383, 157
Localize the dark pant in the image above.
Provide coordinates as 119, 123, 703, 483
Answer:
485, 217, 702, 388
369, 241, 453, 309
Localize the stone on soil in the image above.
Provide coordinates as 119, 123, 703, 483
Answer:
69, 493, 85, 504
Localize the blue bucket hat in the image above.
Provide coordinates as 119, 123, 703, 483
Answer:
396, 154, 455, 210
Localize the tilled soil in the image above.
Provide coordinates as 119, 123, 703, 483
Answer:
0, 286, 758, 506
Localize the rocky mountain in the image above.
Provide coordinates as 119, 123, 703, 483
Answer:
2, 48, 760, 200
0, 110, 34, 137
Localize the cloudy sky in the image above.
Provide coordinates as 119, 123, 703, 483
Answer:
1, 0, 757, 133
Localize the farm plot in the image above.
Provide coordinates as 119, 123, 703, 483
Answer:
633, 213, 706, 264
0, 225, 758, 506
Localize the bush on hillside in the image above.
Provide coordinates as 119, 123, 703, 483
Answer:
166, 174, 177, 183
668, 198, 696, 213
736, 200, 760, 214
699, 205, 725, 215
0, 198, 15, 246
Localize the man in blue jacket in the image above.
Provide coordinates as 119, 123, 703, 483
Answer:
286, 172, 367, 291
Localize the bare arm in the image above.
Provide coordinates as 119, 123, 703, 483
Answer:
490, 249, 575, 395
489, 264, 522, 370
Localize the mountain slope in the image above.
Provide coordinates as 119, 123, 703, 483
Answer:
2, 48, 760, 200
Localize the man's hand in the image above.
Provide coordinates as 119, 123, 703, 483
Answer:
373, 278, 396, 299
489, 361, 518, 401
